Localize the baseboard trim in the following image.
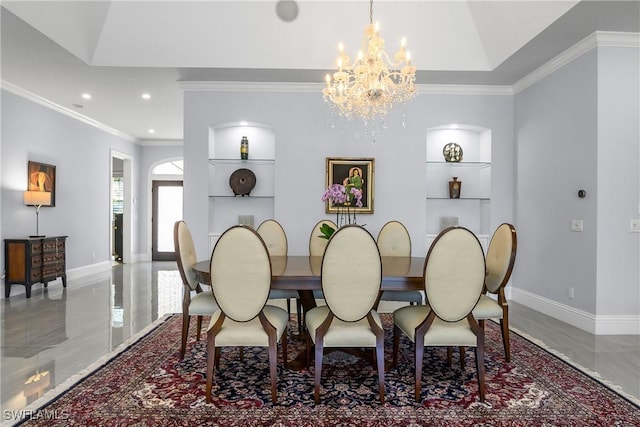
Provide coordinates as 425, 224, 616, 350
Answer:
511, 288, 640, 335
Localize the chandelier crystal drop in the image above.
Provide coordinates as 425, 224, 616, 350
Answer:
322, 0, 416, 122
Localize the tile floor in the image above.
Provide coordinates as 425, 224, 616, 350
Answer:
1, 261, 638, 418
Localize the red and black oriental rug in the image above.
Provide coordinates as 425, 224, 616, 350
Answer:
15, 314, 639, 426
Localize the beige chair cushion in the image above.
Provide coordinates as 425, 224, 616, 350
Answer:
472, 294, 503, 319
425, 228, 485, 322
176, 221, 199, 291
309, 220, 336, 257
208, 305, 288, 346
321, 225, 381, 322
189, 291, 218, 316
377, 221, 411, 256
210, 226, 271, 322
394, 305, 478, 347
257, 219, 288, 256
485, 223, 515, 293
305, 305, 382, 347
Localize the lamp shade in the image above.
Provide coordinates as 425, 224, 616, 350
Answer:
24, 191, 51, 206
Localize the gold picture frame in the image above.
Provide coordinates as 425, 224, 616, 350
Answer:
28, 161, 56, 206
325, 157, 374, 214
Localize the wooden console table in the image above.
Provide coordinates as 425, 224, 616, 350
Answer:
4, 236, 68, 298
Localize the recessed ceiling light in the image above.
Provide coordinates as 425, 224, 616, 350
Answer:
71, 103, 83, 109
148, 129, 155, 134
81, 93, 91, 100
141, 93, 151, 100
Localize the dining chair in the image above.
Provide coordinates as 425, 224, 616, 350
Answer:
205, 225, 288, 403
173, 220, 218, 360
471, 223, 517, 362
305, 224, 385, 404
393, 226, 487, 402
257, 219, 302, 332
377, 220, 423, 305
308, 219, 337, 301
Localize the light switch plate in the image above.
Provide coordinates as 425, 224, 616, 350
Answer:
571, 219, 583, 232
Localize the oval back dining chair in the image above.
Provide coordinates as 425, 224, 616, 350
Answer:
377, 220, 423, 305
472, 223, 517, 361
393, 226, 487, 402
257, 219, 302, 332
174, 220, 218, 360
305, 224, 385, 403
206, 225, 288, 403
309, 219, 337, 257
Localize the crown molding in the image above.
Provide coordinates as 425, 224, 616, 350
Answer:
137, 139, 183, 147
1, 80, 138, 143
177, 80, 512, 96
417, 84, 512, 96
514, 31, 640, 94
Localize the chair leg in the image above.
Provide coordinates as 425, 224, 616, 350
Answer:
268, 339, 278, 403
392, 325, 400, 368
205, 331, 216, 403
214, 347, 221, 369
446, 346, 453, 366
296, 299, 303, 333
501, 309, 511, 362
196, 315, 203, 341
180, 314, 190, 360
414, 343, 424, 402
376, 333, 385, 403
475, 332, 486, 402
314, 339, 324, 404
459, 346, 466, 369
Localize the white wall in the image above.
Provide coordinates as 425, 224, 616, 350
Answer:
182, 88, 514, 259
1, 90, 141, 290
514, 50, 599, 313
513, 44, 640, 333
596, 46, 640, 319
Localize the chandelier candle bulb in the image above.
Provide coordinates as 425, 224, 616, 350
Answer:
322, 0, 416, 123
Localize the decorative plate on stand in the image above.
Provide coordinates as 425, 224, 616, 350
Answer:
442, 142, 463, 162
229, 168, 256, 196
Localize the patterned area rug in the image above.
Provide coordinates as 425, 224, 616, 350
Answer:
15, 313, 639, 426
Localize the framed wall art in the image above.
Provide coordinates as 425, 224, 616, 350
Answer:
325, 157, 374, 214
28, 161, 56, 206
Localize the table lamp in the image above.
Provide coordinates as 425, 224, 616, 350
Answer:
24, 191, 51, 238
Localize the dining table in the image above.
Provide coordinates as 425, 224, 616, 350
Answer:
193, 255, 425, 312
192, 255, 426, 370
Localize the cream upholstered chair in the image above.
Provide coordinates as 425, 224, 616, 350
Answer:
256, 219, 302, 331
305, 224, 385, 404
472, 223, 517, 362
377, 220, 423, 305
205, 225, 288, 403
308, 219, 337, 301
174, 221, 218, 360
309, 219, 336, 257
393, 226, 487, 402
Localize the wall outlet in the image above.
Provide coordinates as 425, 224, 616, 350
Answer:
630, 219, 640, 233
568, 287, 575, 299
570, 219, 583, 232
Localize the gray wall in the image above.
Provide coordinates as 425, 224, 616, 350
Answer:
596, 46, 640, 316
183, 90, 514, 258
514, 45, 639, 318
1, 91, 141, 275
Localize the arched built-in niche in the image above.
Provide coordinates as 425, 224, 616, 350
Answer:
426, 124, 492, 248
208, 122, 275, 251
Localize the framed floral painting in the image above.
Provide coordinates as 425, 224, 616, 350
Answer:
325, 157, 374, 214
27, 161, 56, 206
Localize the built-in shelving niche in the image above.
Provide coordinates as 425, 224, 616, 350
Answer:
426, 125, 492, 250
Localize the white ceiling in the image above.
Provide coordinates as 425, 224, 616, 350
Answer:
1, 1, 638, 141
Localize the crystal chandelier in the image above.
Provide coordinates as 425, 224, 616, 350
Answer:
322, 0, 416, 122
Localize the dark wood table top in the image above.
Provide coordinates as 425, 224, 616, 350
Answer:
193, 255, 425, 291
